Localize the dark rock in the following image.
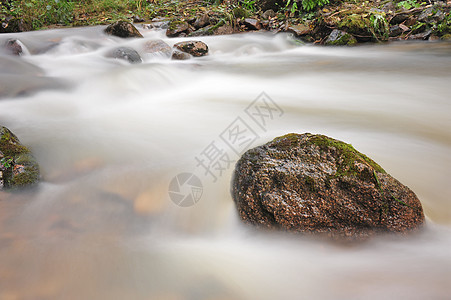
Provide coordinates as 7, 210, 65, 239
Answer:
390, 13, 409, 25
256, 0, 279, 12
231, 133, 425, 239
408, 29, 432, 40
143, 40, 171, 57
262, 9, 276, 20
243, 18, 261, 30
166, 20, 190, 37
189, 25, 215, 37
194, 14, 210, 29
232, 7, 250, 19
0, 18, 32, 33
173, 41, 208, 57
418, 6, 445, 23
133, 16, 145, 23
212, 24, 234, 35
104, 21, 143, 38
107, 47, 142, 64
418, 7, 434, 22
171, 50, 191, 60
286, 24, 311, 37
325, 29, 357, 46
190, 19, 233, 36
0, 126, 40, 190
389, 25, 403, 37
411, 22, 427, 34
4, 39, 23, 56
404, 16, 417, 27
142, 21, 170, 30
381, 2, 396, 13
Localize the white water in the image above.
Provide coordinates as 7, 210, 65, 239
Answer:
0, 26, 450, 299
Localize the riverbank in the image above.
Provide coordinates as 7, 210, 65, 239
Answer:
1, 0, 450, 44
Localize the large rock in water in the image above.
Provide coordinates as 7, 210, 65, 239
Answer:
232, 133, 424, 239
0, 126, 40, 190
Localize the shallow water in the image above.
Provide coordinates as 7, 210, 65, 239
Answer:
0, 26, 450, 299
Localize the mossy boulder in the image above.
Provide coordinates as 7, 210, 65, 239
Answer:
0, 126, 40, 190
338, 11, 389, 42
166, 20, 190, 37
104, 21, 143, 38
231, 133, 424, 240
325, 29, 357, 46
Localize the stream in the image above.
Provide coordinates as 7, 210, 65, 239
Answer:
0, 26, 450, 299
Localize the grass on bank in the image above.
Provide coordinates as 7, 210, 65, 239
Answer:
1, 0, 337, 30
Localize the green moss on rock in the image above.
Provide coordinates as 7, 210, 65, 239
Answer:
272, 133, 385, 178
0, 126, 40, 190
308, 134, 386, 175
338, 11, 389, 41
232, 132, 425, 239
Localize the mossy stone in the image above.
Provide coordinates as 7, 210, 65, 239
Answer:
0, 126, 40, 190
232, 133, 424, 240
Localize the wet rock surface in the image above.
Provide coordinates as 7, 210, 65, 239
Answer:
0, 126, 40, 190
3, 39, 23, 56
143, 39, 172, 58
232, 133, 425, 239
166, 20, 190, 37
173, 40, 208, 57
104, 21, 143, 38
107, 47, 142, 64
325, 29, 357, 46
171, 49, 191, 60
243, 18, 261, 30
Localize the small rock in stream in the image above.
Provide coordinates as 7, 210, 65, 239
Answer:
3, 39, 24, 56
0, 126, 40, 190
107, 47, 142, 64
231, 133, 425, 240
171, 49, 191, 60
143, 40, 172, 57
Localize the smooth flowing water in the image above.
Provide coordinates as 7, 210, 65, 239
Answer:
0, 26, 450, 299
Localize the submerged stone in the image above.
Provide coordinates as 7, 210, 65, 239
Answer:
171, 49, 191, 60
0, 126, 40, 190
143, 40, 172, 57
107, 47, 142, 64
231, 133, 425, 240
